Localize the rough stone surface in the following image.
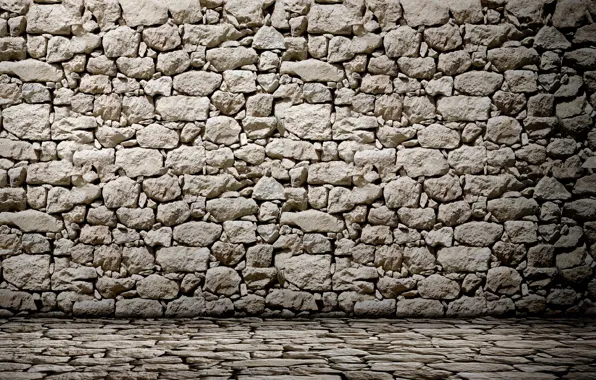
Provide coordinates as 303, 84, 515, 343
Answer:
0, 0, 592, 318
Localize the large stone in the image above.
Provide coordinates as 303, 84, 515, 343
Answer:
224, 0, 264, 26
418, 124, 460, 149
395, 148, 449, 177
265, 289, 318, 311
437, 96, 491, 121
486, 267, 522, 295
437, 247, 491, 273
116, 148, 164, 178
137, 274, 178, 300
3, 104, 50, 140
282, 254, 332, 291
173, 222, 222, 247
0, 210, 63, 233
487, 47, 539, 72
26, 4, 78, 34
183, 24, 241, 47
265, 139, 318, 161
454, 222, 503, 246
307, 4, 362, 35
400, 0, 449, 27
204, 267, 241, 295
281, 210, 344, 232
115, 299, 162, 318
0, 59, 63, 82
384, 26, 420, 57
206, 198, 258, 221
2, 254, 51, 290
137, 124, 179, 149
280, 60, 344, 82
307, 162, 353, 185
173, 71, 222, 96
384, 177, 421, 208
454, 72, 503, 96
395, 298, 444, 317
487, 197, 539, 221
206, 47, 258, 71
103, 26, 140, 57
143, 23, 181, 51
156, 247, 210, 272
156, 96, 210, 121
424, 23, 462, 51
165, 146, 206, 175
204, 116, 241, 145
418, 274, 460, 300
119, 0, 168, 27
253, 177, 285, 200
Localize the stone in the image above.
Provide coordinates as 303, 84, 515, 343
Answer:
0, 210, 63, 233
116, 148, 163, 178
206, 197, 258, 221
224, 0, 264, 26
204, 116, 241, 145
384, 177, 421, 208
488, 47, 538, 72
156, 246, 209, 272
424, 23, 462, 51
266, 139, 318, 161
103, 26, 140, 57
395, 298, 444, 317
437, 96, 491, 121
487, 197, 539, 221
534, 177, 571, 200
265, 289, 317, 311
253, 177, 285, 200
156, 96, 209, 121
384, 26, 420, 58
418, 124, 460, 149
437, 247, 491, 273
307, 4, 361, 35
3, 103, 50, 140
137, 274, 178, 299
354, 299, 396, 317
454, 72, 503, 96
485, 116, 522, 145
173, 222, 222, 247
173, 71, 221, 96
143, 23, 181, 51
418, 274, 460, 299
119, 0, 168, 27
396, 148, 449, 177
205, 267, 241, 295
424, 175, 462, 202
448, 146, 487, 175
454, 222, 503, 246
397, 57, 436, 79
2, 254, 50, 290
115, 299, 162, 318
308, 162, 353, 185
403, 246, 436, 274
282, 254, 332, 291
223, 221, 256, 244
183, 24, 241, 47
26, 4, 78, 35
280, 59, 344, 82
206, 47, 258, 71
400, 0, 449, 27
486, 267, 522, 295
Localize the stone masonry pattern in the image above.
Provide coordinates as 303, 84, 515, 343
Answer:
0, 0, 595, 318
1, 317, 596, 379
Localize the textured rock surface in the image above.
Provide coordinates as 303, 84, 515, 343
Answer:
0, 318, 595, 378
0, 0, 594, 318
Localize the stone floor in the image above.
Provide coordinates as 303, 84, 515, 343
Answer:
0, 318, 595, 379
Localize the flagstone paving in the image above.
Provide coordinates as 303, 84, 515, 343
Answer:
0, 318, 595, 379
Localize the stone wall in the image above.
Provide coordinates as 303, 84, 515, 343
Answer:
0, 0, 595, 318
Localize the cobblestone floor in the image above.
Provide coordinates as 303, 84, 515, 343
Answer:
0, 318, 595, 379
